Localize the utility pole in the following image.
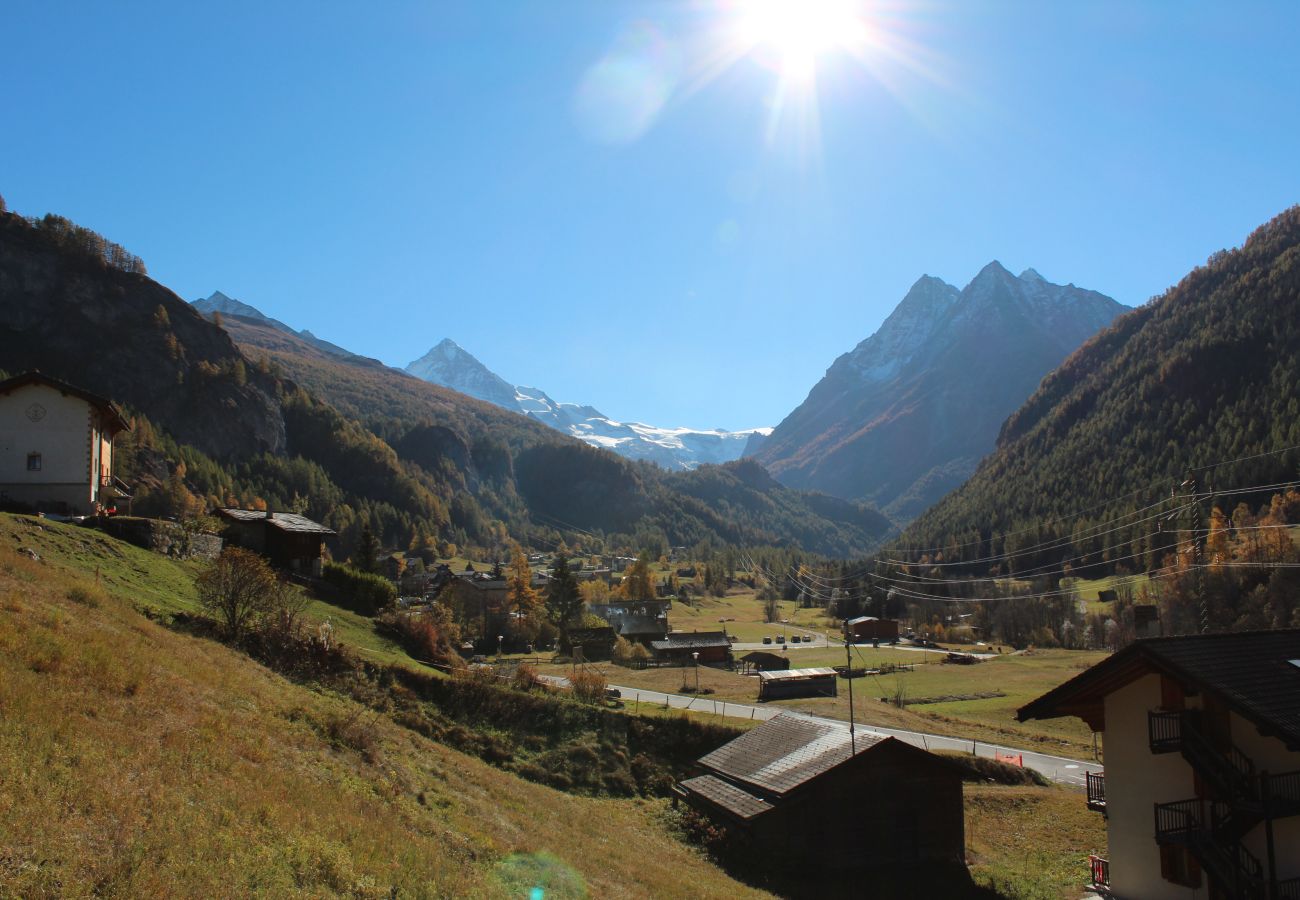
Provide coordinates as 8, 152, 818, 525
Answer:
845, 622, 856, 755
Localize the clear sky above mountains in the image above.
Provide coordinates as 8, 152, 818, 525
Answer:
3, 1, 1298, 429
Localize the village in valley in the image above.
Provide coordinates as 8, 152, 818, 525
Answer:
5, 363, 1300, 899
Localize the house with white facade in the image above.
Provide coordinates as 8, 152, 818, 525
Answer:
1019, 630, 1300, 899
0, 371, 130, 515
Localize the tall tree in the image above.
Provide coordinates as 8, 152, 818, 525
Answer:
355, 523, 380, 574
546, 555, 583, 653
507, 543, 539, 613
619, 551, 656, 601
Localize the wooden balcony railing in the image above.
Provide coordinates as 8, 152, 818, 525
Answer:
1086, 771, 1106, 814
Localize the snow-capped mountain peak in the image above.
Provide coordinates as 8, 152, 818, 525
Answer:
404, 341, 768, 470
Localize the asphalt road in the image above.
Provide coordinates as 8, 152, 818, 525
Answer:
540, 674, 1101, 787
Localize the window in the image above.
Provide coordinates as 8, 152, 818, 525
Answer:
26, 453, 41, 472
1160, 845, 1201, 888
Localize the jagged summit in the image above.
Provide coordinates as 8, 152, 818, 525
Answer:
193, 291, 361, 360
752, 263, 1126, 522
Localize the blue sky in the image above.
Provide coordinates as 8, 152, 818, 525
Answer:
3, 1, 1298, 429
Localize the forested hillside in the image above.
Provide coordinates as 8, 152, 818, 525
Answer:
892, 206, 1300, 579
0, 208, 890, 559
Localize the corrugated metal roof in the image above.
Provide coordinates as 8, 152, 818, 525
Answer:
679, 774, 773, 820
1019, 629, 1300, 748
846, 616, 878, 625
650, 631, 730, 650
218, 508, 336, 534
757, 668, 838, 681
697, 712, 885, 796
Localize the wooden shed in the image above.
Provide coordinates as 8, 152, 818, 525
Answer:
758, 667, 838, 700
740, 650, 790, 674
677, 712, 967, 888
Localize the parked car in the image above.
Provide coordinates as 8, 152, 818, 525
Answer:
762, 636, 773, 645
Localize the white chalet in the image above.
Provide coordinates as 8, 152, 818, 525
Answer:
0, 371, 130, 515
1020, 630, 1300, 899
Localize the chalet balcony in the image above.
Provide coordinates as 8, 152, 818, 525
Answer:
1148, 710, 1258, 802
1155, 799, 1270, 899
1148, 709, 1183, 754
1086, 771, 1106, 814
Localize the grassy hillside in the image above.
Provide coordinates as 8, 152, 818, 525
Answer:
0, 518, 768, 898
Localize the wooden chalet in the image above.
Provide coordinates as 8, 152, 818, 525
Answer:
677, 712, 966, 887
216, 508, 334, 575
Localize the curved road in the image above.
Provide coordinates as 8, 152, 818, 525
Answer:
541, 674, 1101, 787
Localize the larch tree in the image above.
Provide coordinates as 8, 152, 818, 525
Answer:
507, 544, 539, 613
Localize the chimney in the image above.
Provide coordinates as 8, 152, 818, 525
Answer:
265, 507, 274, 520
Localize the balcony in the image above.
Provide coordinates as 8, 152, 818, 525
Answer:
1155, 799, 1269, 899
1086, 771, 1106, 814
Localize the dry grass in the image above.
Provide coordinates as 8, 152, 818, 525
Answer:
965, 784, 1106, 899
0, 517, 769, 899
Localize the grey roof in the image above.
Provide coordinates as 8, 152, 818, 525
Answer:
757, 667, 838, 682
616, 614, 668, 636
218, 508, 336, 534
1019, 629, 1300, 748
697, 712, 885, 796
650, 631, 730, 650
679, 774, 773, 820
846, 616, 880, 625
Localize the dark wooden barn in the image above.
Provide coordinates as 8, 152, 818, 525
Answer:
757, 667, 838, 700
677, 712, 966, 890
650, 630, 732, 666
740, 650, 790, 674
846, 616, 899, 643
216, 508, 334, 575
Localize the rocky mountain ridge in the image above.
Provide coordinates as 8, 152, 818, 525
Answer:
752, 262, 1126, 522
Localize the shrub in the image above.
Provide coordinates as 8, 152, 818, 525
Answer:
195, 547, 288, 639
66, 585, 104, 608
569, 668, 607, 704
512, 663, 542, 691
321, 562, 396, 615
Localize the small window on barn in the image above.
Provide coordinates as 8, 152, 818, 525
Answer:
26, 453, 42, 472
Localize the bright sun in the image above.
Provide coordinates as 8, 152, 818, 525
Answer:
736, 0, 867, 83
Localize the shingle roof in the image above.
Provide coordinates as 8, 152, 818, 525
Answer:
1019, 629, 1300, 749
616, 615, 668, 636
697, 712, 885, 796
218, 508, 336, 534
679, 775, 773, 820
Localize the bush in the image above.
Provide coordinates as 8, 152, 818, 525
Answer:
569, 668, 607, 704
512, 663, 542, 692
321, 561, 396, 615
196, 547, 291, 639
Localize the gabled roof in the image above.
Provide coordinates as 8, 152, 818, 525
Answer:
697, 712, 886, 797
1018, 629, 1300, 749
217, 508, 336, 535
757, 667, 838, 682
0, 371, 130, 434
615, 614, 668, 636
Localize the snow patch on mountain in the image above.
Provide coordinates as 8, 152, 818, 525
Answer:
404, 343, 769, 470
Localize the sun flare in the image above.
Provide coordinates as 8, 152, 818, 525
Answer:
735, 0, 868, 83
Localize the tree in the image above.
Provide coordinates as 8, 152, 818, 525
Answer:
507, 543, 539, 613
619, 551, 656, 601
546, 554, 583, 653
196, 547, 288, 639
355, 523, 380, 574
579, 579, 611, 605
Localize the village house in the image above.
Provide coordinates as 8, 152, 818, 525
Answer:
1018, 630, 1300, 898
589, 601, 672, 645
650, 630, 732, 666
215, 508, 335, 575
677, 712, 966, 888
0, 371, 130, 516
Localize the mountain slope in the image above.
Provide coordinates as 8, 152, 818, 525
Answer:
195, 290, 365, 361
896, 206, 1300, 570
403, 341, 768, 471
754, 264, 1125, 521
0, 516, 764, 898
